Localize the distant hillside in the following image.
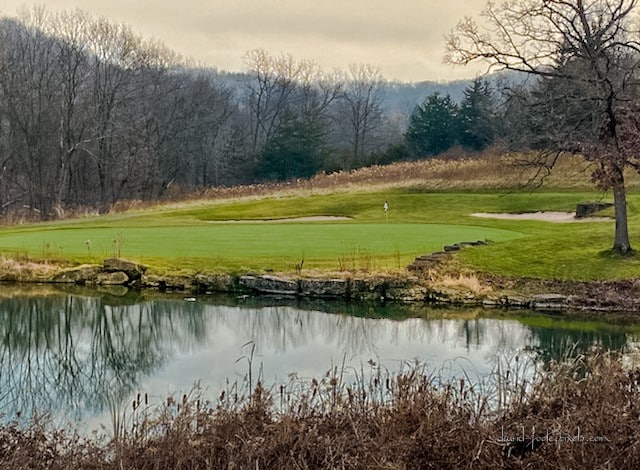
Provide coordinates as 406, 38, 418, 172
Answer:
207, 69, 525, 123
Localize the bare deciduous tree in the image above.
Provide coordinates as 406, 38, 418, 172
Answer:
243, 49, 303, 154
333, 64, 386, 170
446, 0, 640, 254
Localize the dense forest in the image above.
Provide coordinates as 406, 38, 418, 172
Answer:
0, 8, 508, 220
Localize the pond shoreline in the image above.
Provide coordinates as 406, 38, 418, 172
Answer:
3, 257, 639, 314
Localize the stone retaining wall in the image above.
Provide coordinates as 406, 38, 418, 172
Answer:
36, 258, 581, 311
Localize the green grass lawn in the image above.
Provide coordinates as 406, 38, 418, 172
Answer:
1, 223, 522, 273
1, 189, 640, 279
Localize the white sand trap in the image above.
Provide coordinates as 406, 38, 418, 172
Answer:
208, 216, 352, 223
471, 211, 612, 223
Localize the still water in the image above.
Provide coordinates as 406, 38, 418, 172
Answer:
0, 285, 638, 432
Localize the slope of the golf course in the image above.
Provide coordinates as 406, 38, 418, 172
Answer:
0, 189, 637, 283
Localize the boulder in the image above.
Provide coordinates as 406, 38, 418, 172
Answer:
425, 288, 454, 303
576, 202, 613, 218
194, 274, 235, 293
532, 293, 568, 309
161, 276, 192, 291
533, 293, 567, 303
103, 258, 146, 280
503, 296, 530, 307
299, 278, 348, 297
141, 274, 162, 288
349, 278, 387, 301
50, 265, 102, 284
239, 275, 298, 295
386, 285, 428, 302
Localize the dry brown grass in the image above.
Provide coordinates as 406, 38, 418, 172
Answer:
107, 150, 637, 216
5, 150, 640, 223
1, 350, 638, 469
0, 256, 66, 282
436, 273, 493, 295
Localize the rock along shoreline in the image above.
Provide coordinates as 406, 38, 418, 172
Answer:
5, 257, 639, 314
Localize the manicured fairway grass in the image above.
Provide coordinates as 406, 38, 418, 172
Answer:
1, 189, 639, 279
0, 223, 522, 272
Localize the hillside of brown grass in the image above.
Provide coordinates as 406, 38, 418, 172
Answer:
110, 150, 640, 215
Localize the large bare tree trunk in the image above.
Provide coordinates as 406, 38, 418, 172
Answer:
446, 0, 640, 256
613, 181, 632, 254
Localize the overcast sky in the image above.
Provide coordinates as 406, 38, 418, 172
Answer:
1, 1, 489, 82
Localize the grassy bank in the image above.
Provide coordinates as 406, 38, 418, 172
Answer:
0, 154, 638, 281
0, 189, 637, 281
1, 351, 638, 469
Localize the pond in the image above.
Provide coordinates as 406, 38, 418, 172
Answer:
0, 285, 638, 434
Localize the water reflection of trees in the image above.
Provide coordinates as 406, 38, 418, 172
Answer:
204, 297, 635, 362
530, 325, 631, 363
0, 295, 207, 421
0, 289, 636, 427
208, 305, 527, 354
198, 302, 636, 379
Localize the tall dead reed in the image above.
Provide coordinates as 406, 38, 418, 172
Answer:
1, 349, 639, 468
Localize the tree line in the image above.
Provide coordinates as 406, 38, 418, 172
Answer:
406, 79, 498, 156
5, 4, 621, 228
0, 8, 413, 219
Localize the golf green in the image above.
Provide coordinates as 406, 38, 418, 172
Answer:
0, 222, 524, 270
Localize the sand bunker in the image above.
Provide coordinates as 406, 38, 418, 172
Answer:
208, 216, 352, 223
471, 211, 611, 223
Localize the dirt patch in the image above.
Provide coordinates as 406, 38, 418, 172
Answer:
472, 211, 612, 223
207, 216, 352, 223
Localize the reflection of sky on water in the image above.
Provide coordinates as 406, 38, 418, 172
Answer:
0, 292, 636, 434
137, 305, 539, 402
